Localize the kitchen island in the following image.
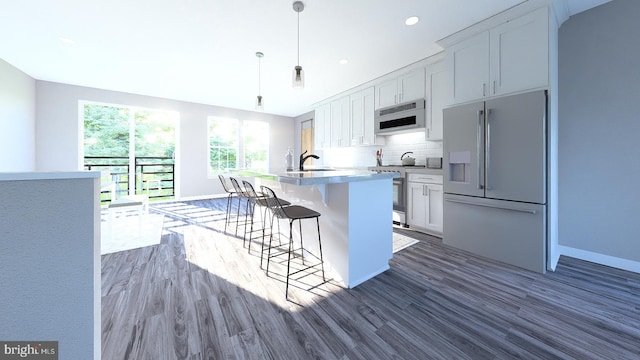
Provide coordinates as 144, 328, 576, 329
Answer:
245, 168, 398, 288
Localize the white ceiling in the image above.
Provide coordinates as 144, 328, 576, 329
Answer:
0, 0, 610, 117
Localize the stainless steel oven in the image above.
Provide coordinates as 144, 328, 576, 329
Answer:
393, 177, 405, 213
369, 166, 407, 225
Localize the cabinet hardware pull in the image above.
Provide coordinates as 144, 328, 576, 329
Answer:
445, 198, 537, 214
477, 109, 484, 190
486, 108, 492, 191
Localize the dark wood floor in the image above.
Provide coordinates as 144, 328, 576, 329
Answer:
102, 198, 640, 359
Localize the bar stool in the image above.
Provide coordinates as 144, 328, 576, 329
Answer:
260, 185, 325, 300
229, 177, 251, 237
242, 180, 290, 253
218, 174, 239, 233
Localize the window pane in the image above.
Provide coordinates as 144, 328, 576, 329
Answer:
243, 120, 269, 170
83, 104, 130, 158
209, 117, 238, 173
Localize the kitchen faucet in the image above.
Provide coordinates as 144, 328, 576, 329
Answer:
299, 150, 320, 171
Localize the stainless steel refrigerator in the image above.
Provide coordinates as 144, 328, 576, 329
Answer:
443, 90, 547, 273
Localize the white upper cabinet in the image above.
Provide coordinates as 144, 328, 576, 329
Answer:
375, 68, 426, 109
447, 7, 549, 104
425, 60, 447, 141
449, 31, 490, 104
314, 103, 331, 149
350, 87, 381, 146
330, 96, 350, 148
490, 7, 548, 96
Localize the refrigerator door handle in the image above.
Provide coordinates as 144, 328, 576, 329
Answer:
477, 110, 484, 190
486, 108, 491, 191
445, 198, 537, 214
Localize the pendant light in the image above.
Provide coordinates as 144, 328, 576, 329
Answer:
292, 1, 305, 88
255, 51, 264, 111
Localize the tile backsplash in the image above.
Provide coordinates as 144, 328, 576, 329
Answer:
318, 131, 443, 168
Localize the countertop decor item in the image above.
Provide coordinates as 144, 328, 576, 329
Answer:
401, 151, 415, 166
285, 147, 294, 171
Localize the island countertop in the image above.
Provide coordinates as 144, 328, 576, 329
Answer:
237, 167, 399, 186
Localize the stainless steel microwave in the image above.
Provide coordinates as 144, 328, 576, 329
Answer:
374, 99, 426, 135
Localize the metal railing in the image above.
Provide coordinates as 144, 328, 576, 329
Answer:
84, 156, 175, 202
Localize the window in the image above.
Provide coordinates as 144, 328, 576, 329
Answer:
207, 117, 270, 175
208, 117, 238, 173
82, 101, 177, 200
243, 120, 269, 170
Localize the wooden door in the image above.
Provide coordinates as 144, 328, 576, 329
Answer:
301, 119, 314, 165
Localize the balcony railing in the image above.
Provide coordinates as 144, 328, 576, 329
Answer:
84, 156, 175, 203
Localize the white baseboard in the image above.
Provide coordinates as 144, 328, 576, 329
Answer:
558, 245, 640, 274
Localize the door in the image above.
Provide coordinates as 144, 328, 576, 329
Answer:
330, 97, 350, 147
314, 103, 330, 149
407, 182, 427, 228
443, 100, 485, 198
301, 119, 314, 166
398, 68, 425, 103
83, 102, 177, 200
449, 31, 490, 104
490, 7, 548, 96
426, 60, 446, 140
484, 90, 546, 204
426, 184, 443, 232
444, 194, 546, 273
376, 78, 398, 109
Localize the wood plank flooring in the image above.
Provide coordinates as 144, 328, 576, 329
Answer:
102, 198, 640, 359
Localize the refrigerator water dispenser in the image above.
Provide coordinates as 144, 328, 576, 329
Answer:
448, 151, 471, 183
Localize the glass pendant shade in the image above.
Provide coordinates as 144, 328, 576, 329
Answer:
255, 95, 264, 111
292, 65, 304, 88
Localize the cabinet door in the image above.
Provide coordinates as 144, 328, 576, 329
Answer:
350, 92, 364, 146
330, 97, 350, 147
407, 182, 427, 228
398, 68, 425, 103
375, 79, 398, 109
426, 184, 443, 233
350, 87, 376, 146
314, 103, 330, 149
443, 100, 486, 198
490, 7, 548, 96
426, 61, 447, 140
448, 31, 490, 104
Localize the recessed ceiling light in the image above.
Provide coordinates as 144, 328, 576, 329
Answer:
339, 59, 348, 65
59, 37, 76, 45
405, 16, 419, 26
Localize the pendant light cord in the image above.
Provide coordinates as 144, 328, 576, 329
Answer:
258, 56, 261, 95
297, 11, 300, 66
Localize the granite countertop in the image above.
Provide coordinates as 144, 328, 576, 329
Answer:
235, 167, 399, 186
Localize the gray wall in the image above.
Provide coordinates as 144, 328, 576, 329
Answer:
0, 175, 100, 359
559, 0, 640, 266
0, 59, 36, 171
35, 81, 295, 198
